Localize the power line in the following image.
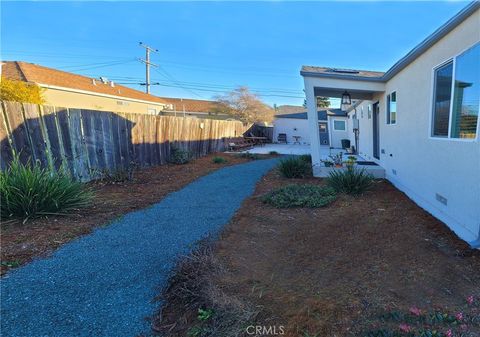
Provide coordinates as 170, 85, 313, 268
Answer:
153, 66, 205, 99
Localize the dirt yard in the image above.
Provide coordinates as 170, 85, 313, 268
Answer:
154, 169, 480, 337
0, 153, 261, 275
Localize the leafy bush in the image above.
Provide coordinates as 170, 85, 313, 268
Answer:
170, 147, 192, 164
262, 184, 336, 208
277, 157, 311, 178
0, 156, 93, 221
327, 166, 374, 196
212, 156, 227, 164
236, 152, 259, 160
298, 154, 312, 163
269, 151, 279, 155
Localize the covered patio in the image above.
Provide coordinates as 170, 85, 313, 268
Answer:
302, 67, 387, 177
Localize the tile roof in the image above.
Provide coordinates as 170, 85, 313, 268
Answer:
1, 61, 168, 105
160, 97, 221, 113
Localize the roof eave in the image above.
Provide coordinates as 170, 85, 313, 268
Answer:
383, 1, 480, 81
300, 70, 385, 82
301, 1, 480, 84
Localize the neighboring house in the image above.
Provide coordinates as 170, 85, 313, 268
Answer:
159, 97, 235, 120
1, 61, 168, 114
301, 2, 480, 246
273, 108, 348, 147
0, 61, 236, 120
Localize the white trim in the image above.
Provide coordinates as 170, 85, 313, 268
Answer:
332, 119, 347, 131
37, 83, 167, 108
385, 91, 398, 125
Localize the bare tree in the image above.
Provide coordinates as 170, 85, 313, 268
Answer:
213, 86, 274, 124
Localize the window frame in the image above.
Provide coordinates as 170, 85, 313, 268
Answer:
386, 91, 397, 125
429, 42, 480, 142
332, 119, 346, 131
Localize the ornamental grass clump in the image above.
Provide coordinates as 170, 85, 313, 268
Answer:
262, 184, 336, 208
0, 156, 93, 221
277, 156, 311, 178
327, 166, 374, 196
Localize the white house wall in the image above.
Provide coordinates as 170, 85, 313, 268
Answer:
328, 116, 349, 148
340, 9, 480, 245
273, 118, 311, 144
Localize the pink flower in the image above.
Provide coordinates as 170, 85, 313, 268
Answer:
399, 323, 412, 333
455, 312, 464, 321
445, 329, 453, 337
409, 306, 422, 316
467, 295, 474, 305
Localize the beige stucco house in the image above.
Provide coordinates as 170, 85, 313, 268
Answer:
302, 2, 480, 247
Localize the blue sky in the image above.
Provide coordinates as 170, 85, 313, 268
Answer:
1, 1, 470, 106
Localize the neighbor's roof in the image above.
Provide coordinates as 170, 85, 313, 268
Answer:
160, 97, 221, 113
1, 61, 168, 105
301, 1, 480, 82
275, 108, 346, 120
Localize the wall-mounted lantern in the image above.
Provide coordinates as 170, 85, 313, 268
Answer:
341, 91, 352, 105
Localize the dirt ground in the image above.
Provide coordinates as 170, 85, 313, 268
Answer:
155, 170, 480, 337
0, 153, 260, 275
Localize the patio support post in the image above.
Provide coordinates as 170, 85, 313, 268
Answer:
304, 80, 321, 175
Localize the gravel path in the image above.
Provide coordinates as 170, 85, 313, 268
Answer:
1, 158, 279, 337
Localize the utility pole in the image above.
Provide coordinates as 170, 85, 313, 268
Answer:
139, 42, 158, 94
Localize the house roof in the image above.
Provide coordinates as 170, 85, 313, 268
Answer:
275, 108, 347, 120
160, 97, 221, 113
301, 1, 480, 82
300, 66, 385, 81
1, 61, 168, 105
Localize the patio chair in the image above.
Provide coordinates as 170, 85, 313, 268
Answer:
277, 133, 287, 143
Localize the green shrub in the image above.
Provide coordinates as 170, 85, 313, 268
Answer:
268, 151, 279, 155
170, 147, 192, 164
236, 152, 259, 160
326, 166, 374, 196
278, 157, 311, 178
262, 184, 336, 208
0, 156, 93, 221
298, 154, 312, 163
212, 156, 227, 164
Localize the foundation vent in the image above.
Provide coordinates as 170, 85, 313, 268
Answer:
435, 193, 448, 206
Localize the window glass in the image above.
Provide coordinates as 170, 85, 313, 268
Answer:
432, 61, 453, 137
390, 92, 397, 124
450, 43, 479, 139
333, 120, 346, 131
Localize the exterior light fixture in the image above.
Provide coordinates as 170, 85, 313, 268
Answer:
341, 91, 351, 105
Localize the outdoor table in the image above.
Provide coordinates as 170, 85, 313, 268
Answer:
244, 136, 268, 146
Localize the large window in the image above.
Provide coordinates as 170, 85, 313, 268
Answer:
431, 43, 480, 139
386, 91, 397, 124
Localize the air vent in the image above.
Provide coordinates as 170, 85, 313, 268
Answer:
436, 193, 448, 206
330, 68, 360, 74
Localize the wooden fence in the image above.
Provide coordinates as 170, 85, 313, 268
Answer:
0, 101, 246, 181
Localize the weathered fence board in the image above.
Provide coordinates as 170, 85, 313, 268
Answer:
0, 101, 247, 181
